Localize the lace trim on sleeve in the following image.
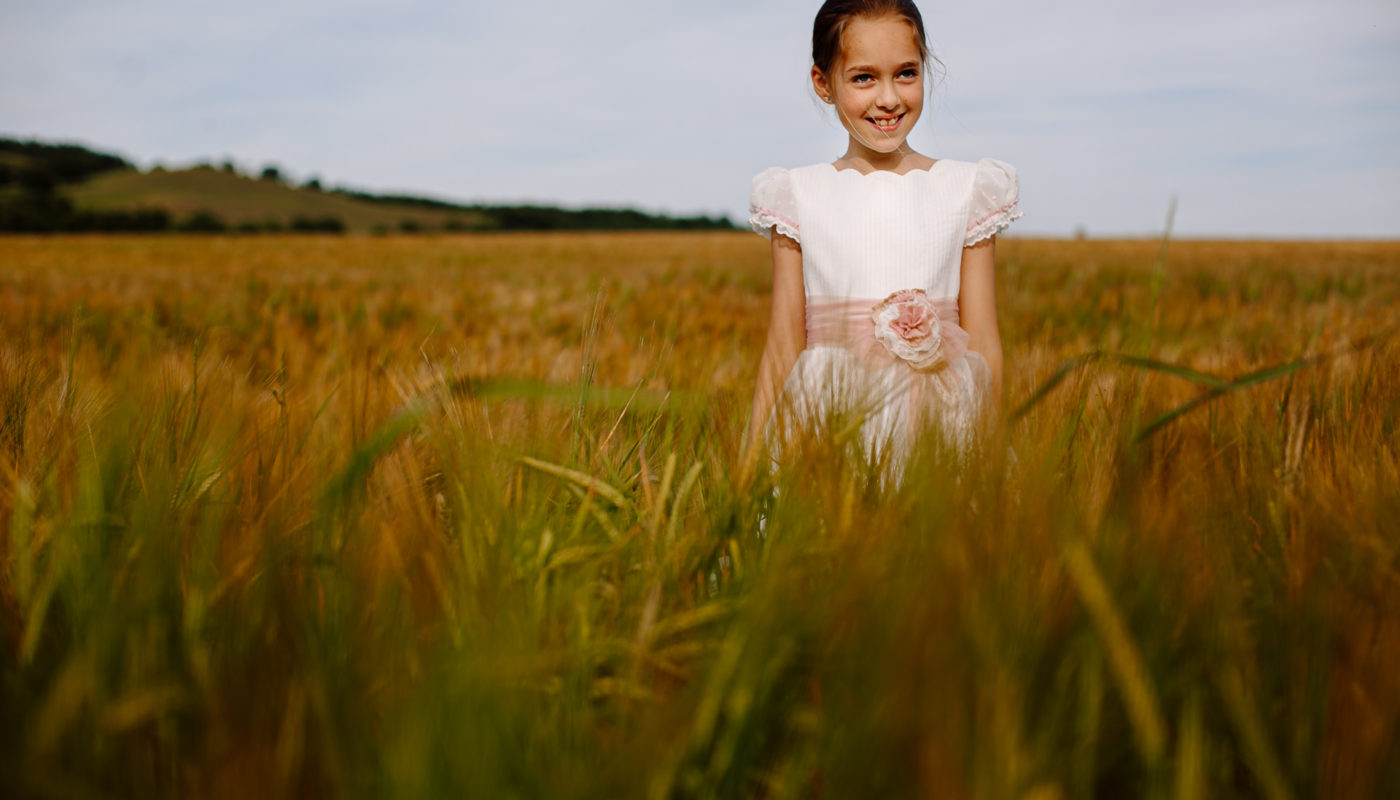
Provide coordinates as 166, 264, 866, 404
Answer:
748, 207, 800, 241
965, 198, 1022, 247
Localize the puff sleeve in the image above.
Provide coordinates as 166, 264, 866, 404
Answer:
748, 167, 800, 242
964, 158, 1022, 247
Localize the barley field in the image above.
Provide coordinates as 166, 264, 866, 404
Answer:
1, 233, 1397, 799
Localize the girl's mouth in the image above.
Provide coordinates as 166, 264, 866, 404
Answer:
867, 114, 904, 133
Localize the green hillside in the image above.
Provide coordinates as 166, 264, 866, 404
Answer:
69, 166, 489, 233
1, 137, 735, 233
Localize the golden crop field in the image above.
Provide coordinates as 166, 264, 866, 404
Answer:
1, 233, 1398, 798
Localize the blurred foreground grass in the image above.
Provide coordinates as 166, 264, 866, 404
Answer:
1, 233, 1398, 798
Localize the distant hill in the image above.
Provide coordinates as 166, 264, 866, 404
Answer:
68, 165, 491, 233
0, 138, 734, 233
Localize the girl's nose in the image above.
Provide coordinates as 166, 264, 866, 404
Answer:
877, 80, 899, 109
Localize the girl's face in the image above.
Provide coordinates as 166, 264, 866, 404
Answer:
812, 16, 925, 158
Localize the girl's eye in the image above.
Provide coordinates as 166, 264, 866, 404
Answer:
851, 74, 873, 84
899, 69, 919, 79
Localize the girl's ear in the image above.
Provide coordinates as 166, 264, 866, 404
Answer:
811, 66, 833, 104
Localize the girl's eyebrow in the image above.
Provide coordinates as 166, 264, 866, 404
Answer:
843, 61, 920, 74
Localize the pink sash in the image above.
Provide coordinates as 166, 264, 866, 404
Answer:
804, 294, 970, 370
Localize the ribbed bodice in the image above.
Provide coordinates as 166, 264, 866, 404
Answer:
788, 160, 979, 301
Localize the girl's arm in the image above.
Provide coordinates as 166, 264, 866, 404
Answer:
741, 232, 806, 483
959, 236, 1004, 405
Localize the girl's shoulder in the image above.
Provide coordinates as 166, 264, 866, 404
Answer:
748, 158, 1022, 243
747, 163, 849, 241
747, 163, 831, 185
968, 157, 1018, 186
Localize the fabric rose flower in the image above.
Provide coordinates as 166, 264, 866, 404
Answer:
870, 289, 946, 371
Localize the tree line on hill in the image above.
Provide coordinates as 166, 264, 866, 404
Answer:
0, 140, 169, 232
0, 138, 734, 233
336, 188, 733, 232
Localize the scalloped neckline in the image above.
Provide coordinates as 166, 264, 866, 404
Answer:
827, 159, 945, 177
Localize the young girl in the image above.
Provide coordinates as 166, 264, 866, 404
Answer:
743, 0, 1021, 478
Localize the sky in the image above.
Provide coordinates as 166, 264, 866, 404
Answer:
3, 0, 1398, 238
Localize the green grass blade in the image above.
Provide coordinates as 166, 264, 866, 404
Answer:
520, 456, 630, 509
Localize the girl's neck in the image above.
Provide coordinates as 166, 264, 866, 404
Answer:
832, 144, 934, 175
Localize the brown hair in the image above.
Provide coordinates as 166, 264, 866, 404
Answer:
811, 0, 933, 78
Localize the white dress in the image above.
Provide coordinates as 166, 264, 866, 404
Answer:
749, 158, 1022, 472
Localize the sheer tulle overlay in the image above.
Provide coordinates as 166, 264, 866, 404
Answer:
768, 296, 990, 475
